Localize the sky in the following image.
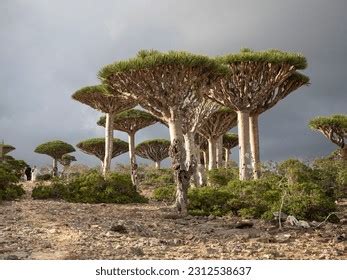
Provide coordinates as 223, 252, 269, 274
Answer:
1, 0, 346, 169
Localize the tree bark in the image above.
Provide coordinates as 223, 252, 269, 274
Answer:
250, 114, 261, 179
168, 116, 193, 215
237, 111, 252, 180
208, 138, 217, 170
128, 132, 138, 187
103, 112, 114, 177
341, 146, 347, 161
202, 151, 208, 169
155, 161, 161, 169
184, 132, 199, 187
225, 148, 230, 168
216, 135, 223, 168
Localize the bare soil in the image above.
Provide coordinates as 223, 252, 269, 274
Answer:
0, 182, 346, 260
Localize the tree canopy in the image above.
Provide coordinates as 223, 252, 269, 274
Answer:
223, 133, 239, 150
135, 139, 170, 163
76, 138, 128, 161
97, 109, 158, 134
58, 154, 77, 166
1, 144, 16, 155
309, 114, 347, 147
34, 141, 75, 160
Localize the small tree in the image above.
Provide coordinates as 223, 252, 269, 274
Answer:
72, 85, 136, 176
76, 138, 128, 168
58, 154, 76, 176
99, 50, 227, 215
98, 109, 158, 186
206, 49, 307, 180
309, 114, 347, 160
223, 133, 238, 168
136, 139, 170, 169
34, 140, 75, 176
198, 108, 237, 170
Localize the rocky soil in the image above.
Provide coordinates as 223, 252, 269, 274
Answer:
0, 182, 346, 260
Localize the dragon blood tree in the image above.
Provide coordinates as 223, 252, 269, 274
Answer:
99, 50, 227, 214
135, 139, 170, 169
194, 133, 209, 185
34, 140, 75, 176
0, 143, 15, 161
198, 108, 237, 170
58, 154, 76, 176
249, 71, 309, 179
206, 49, 307, 180
98, 109, 158, 186
309, 114, 347, 160
223, 133, 238, 168
72, 85, 136, 176
76, 138, 128, 168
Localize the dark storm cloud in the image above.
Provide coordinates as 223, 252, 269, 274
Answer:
0, 0, 346, 168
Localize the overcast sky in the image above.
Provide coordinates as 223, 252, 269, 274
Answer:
1, 0, 346, 169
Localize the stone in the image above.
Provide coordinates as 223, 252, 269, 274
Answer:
298, 220, 310, 228
334, 234, 346, 243
208, 214, 216, 220
234, 221, 254, 229
110, 224, 128, 234
130, 247, 144, 256
273, 212, 288, 221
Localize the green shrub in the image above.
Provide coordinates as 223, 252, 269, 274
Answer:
36, 173, 53, 181
141, 168, 174, 187
188, 175, 336, 221
152, 184, 176, 202
278, 159, 313, 184
0, 165, 25, 202
207, 168, 238, 187
32, 171, 148, 204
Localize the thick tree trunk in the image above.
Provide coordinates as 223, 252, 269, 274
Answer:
184, 132, 199, 187
52, 158, 58, 177
103, 112, 114, 177
168, 116, 193, 215
216, 135, 223, 168
341, 146, 347, 161
208, 138, 217, 170
100, 160, 104, 172
128, 132, 138, 188
237, 111, 252, 180
155, 161, 161, 169
225, 148, 230, 168
250, 114, 261, 179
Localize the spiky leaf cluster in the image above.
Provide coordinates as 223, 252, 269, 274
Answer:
34, 141, 75, 160
76, 138, 128, 161
135, 139, 170, 163
309, 114, 347, 147
97, 109, 158, 134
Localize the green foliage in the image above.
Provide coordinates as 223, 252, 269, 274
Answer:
223, 133, 238, 150
76, 138, 128, 161
0, 144, 15, 155
278, 159, 313, 184
207, 168, 238, 187
141, 168, 174, 187
188, 175, 336, 221
0, 163, 25, 202
152, 184, 176, 202
32, 171, 147, 204
135, 139, 170, 162
0, 158, 28, 180
99, 50, 228, 80
309, 114, 347, 131
36, 173, 53, 181
217, 49, 307, 69
34, 140, 75, 160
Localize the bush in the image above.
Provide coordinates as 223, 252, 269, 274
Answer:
207, 168, 238, 187
32, 171, 148, 204
152, 184, 176, 202
36, 173, 53, 181
188, 175, 336, 221
0, 165, 25, 202
141, 168, 174, 187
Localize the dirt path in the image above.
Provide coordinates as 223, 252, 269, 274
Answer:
0, 182, 346, 260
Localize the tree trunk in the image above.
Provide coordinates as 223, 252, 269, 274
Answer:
208, 138, 217, 170
237, 111, 252, 180
52, 158, 58, 177
100, 160, 104, 172
168, 116, 192, 216
250, 114, 261, 179
183, 132, 198, 187
103, 112, 114, 177
225, 148, 230, 168
341, 146, 347, 161
155, 161, 161, 169
128, 132, 138, 188
202, 151, 208, 169
216, 135, 223, 168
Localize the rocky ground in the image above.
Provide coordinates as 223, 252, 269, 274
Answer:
0, 182, 346, 260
